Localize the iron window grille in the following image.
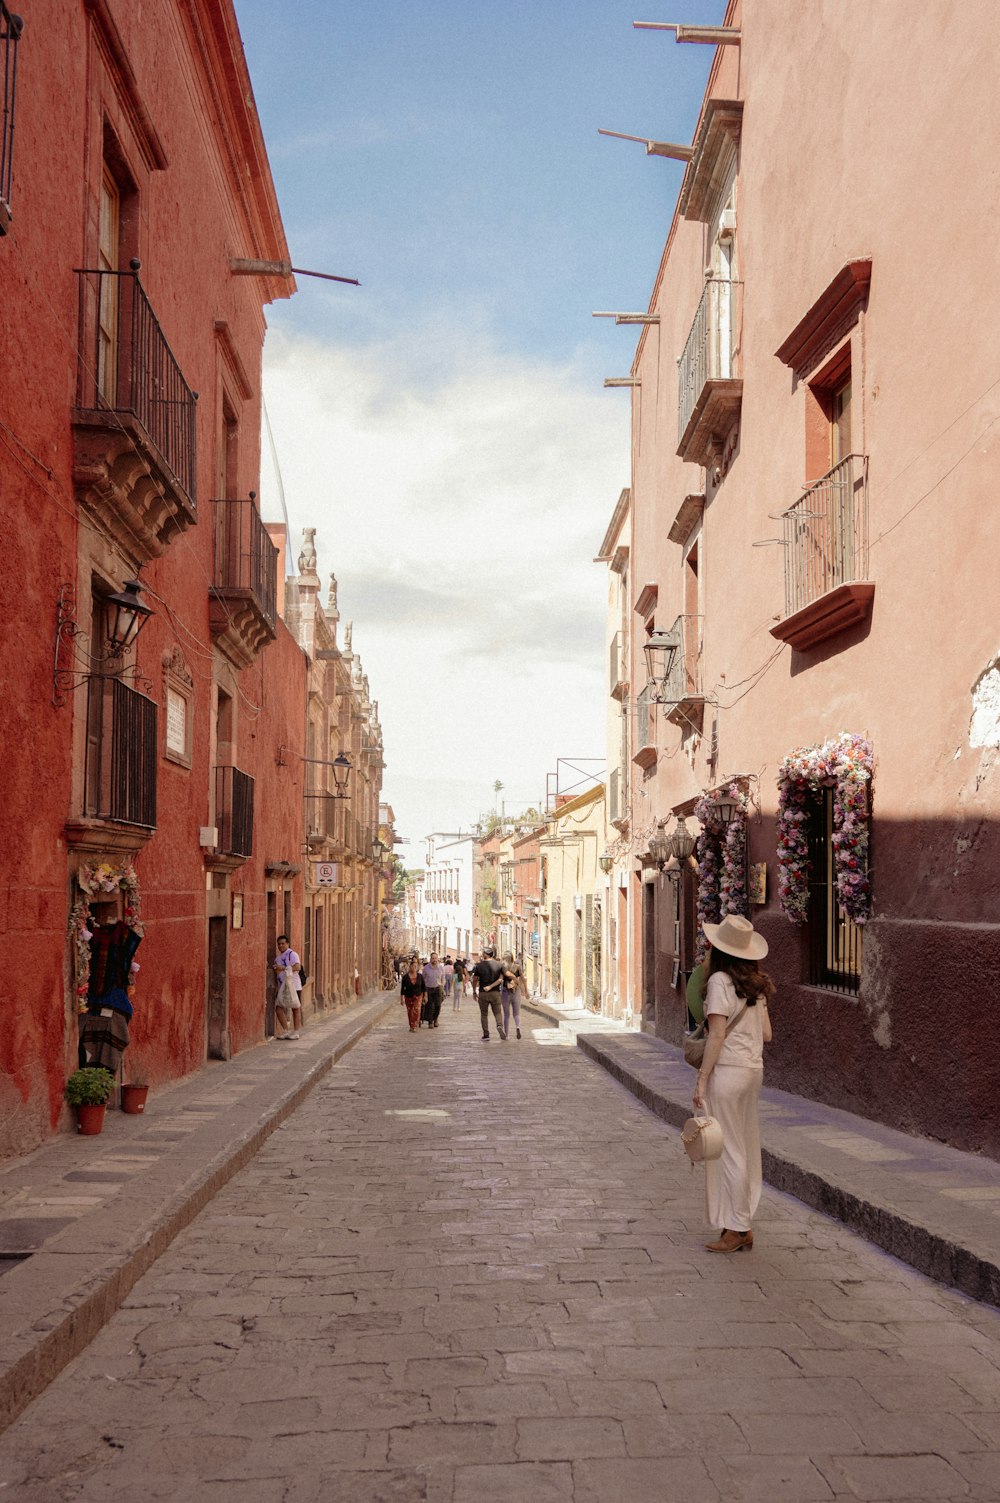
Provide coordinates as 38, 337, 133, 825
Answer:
84, 676, 157, 829
216, 764, 254, 859
805, 787, 863, 995
0, 5, 23, 233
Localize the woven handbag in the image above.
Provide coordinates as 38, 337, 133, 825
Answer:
681, 1112, 724, 1165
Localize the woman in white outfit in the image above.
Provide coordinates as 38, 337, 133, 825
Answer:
691, 914, 774, 1254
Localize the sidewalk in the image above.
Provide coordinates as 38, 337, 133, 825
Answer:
522, 998, 1000, 1311
0, 992, 395, 1432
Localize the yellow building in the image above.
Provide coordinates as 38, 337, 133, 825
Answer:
539, 784, 605, 1007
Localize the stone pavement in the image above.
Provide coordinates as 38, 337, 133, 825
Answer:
0, 993, 394, 1431
1, 1005, 999, 1501
522, 1000, 1000, 1311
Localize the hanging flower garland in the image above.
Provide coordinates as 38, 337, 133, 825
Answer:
776, 733, 874, 926
68, 860, 144, 1013
693, 783, 751, 956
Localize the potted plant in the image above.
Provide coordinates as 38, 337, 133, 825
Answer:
120, 1078, 149, 1114
64, 1067, 116, 1135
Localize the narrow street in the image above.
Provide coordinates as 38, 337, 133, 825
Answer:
2, 1010, 999, 1503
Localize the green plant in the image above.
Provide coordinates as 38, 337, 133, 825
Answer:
64, 1067, 116, 1107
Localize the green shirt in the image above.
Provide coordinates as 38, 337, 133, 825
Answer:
686, 962, 707, 1025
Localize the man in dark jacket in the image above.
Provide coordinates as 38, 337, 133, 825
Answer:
472, 947, 506, 1040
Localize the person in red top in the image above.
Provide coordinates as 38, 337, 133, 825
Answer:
399, 958, 426, 1032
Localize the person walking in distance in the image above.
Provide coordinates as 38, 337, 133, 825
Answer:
422, 952, 446, 1029
472, 946, 506, 1040
452, 955, 467, 1010
273, 934, 303, 1040
443, 955, 455, 1009
691, 915, 774, 1253
500, 952, 524, 1041
399, 957, 426, 1032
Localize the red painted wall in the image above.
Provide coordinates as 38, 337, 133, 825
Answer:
0, 1, 297, 1157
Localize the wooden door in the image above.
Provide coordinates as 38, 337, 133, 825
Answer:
207, 916, 228, 1059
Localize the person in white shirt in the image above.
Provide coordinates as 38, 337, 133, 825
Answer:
691, 915, 774, 1254
273, 934, 303, 1040
421, 953, 446, 1028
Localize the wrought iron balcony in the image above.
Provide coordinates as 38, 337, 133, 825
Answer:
216, 765, 254, 860
210, 499, 279, 668
609, 630, 626, 699
73, 269, 197, 562
770, 454, 874, 652
677, 278, 743, 468
657, 614, 705, 729
84, 676, 158, 831
632, 685, 657, 769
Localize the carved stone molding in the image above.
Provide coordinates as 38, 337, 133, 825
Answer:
209, 593, 276, 670
72, 412, 197, 567
679, 99, 742, 222
65, 816, 150, 855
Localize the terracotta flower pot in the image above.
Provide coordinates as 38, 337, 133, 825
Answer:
76, 1104, 106, 1135
121, 1085, 149, 1115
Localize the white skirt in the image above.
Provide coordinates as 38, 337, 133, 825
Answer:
704, 1064, 763, 1233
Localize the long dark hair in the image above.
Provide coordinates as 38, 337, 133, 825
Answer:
705, 944, 775, 1005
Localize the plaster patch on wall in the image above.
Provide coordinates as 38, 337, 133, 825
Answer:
859, 925, 892, 1051
970, 659, 1000, 749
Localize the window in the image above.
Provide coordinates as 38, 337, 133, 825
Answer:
0, 5, 22, 233
805, 788, 863, 995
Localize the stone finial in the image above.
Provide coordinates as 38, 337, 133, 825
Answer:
343, 621, 353, 653
298, 527, 318, 575
327, 572, 339, 614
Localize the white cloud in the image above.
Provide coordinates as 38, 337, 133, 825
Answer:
259, 323, 624, 847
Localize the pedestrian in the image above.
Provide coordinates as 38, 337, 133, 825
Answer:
443, 955, 455, 1006
691, 915, 774, 1254
472, 946, 506, 1040
399, 957, 426, 1032
273, 934, 303, 1040
500, 952, 524, 1041
422, 952, 445, 1028
452, 955, 467, 1010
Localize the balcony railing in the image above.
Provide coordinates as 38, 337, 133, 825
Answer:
216, 765, 254, 859
75, 269, 197, 504
0, 4, 23, 232
609, 630, 626, 699
210, 499, 279, 667
85, 677, 157, 829
677, 278, 743, 464
658, 614, 704, 727
780, 454, 869, 617
609, 766, 621, 823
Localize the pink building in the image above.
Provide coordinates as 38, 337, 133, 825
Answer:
603, 0, 1000, 1155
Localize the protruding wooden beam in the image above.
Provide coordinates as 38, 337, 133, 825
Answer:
598, 128, 693, 162
633, 22, 741, 44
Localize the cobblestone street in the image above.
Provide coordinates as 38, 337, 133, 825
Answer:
2, 1009, 1000, 1503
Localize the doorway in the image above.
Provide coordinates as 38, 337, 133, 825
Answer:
265, 890, 277, 1037
207, 916, 228, 1059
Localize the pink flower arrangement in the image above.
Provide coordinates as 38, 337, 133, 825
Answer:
776, 733, 873, 926
693, 783, 750, 955
69, 860, 144, 1012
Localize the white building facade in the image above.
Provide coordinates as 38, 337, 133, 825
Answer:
418, 833, 477, 958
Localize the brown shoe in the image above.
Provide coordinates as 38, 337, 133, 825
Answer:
705, 1229, 753, 1254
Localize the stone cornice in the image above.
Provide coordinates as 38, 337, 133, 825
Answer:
775, 260, 873, 377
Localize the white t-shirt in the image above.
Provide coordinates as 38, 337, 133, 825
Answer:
704, 971, 765, 1068
276, 948, 302, 993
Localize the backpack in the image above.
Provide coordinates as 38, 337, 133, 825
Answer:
298, 963, 308, 988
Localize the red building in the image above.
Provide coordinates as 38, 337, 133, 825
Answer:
0, 0, 307, 1156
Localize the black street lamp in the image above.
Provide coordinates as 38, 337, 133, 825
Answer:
649, 824, 672, 870
643, 627, 680, 700
332, 752, 351, 798
103, 578, 154, 658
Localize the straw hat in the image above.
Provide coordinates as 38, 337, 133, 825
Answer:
702, 913, 768, 961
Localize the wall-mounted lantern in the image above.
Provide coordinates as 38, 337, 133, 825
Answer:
643, 627, 680, 701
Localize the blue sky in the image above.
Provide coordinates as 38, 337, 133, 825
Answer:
233, 0, 725, 855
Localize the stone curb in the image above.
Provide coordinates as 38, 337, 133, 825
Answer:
0, 995, 394, 1434
573, 1029, 1000, 1311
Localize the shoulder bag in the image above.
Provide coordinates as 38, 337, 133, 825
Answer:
682, 993, 749, 1069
